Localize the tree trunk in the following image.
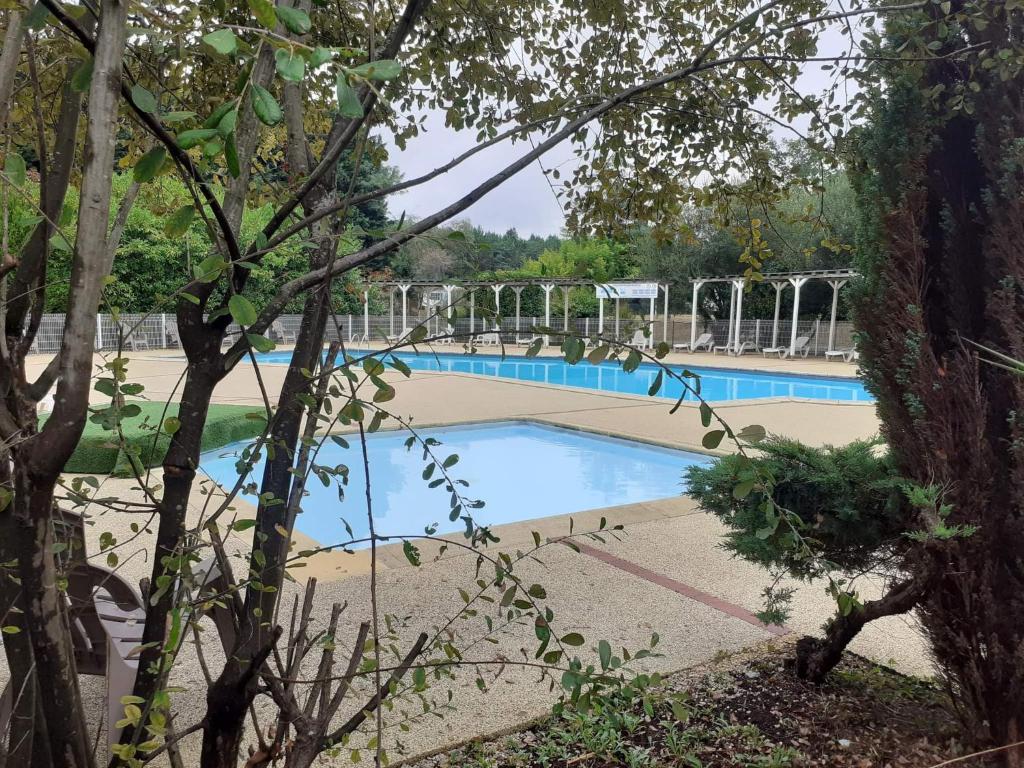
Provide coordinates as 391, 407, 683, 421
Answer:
794, 576, 925, 683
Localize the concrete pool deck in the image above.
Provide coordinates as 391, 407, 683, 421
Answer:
15, 349, 929, 764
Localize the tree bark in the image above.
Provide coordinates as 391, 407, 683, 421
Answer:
794, 576, 925, 683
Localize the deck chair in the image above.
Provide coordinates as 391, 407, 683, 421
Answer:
124, 332, 150, 351
165, 322, 181, 348
479, 330, 501, 346
385, 327, 413, 345
437, 324, 455, 344
674, 332, 713, 353
515, 333, 541, 346
825, 347, 858, 363
271, 320, 297, 344
764, 335, 810, 358
629, 329, 651, 350
729, 340, 754, 356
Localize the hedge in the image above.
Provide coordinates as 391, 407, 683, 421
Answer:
43, 402, 266, 475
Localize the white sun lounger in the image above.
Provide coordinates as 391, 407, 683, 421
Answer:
763, 336, 810, 358
674, 332, 714, 353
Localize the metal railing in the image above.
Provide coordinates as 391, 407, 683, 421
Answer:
25, 313, 856, 358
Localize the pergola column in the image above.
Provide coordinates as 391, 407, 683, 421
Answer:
492, 284, 505, 330
443, 284, 456, 321
771, 281, 785, 347
399, 283, 411, 332
615, 297, 621, 340
788, 276, 810, 356
827, 279, 848, 352
598, 294, 605, 337
388, 288, 395, 336
469, 288, 476, 336
561, 285, 571, 333
648, 293, 656, 346
726, 281, 737, 349
661, 284, 669, 344
690, 280, 705, 349
362, 289, 369, 342
732, 278, 745, 353
512, 286, 524, 332
541, 284, 555, 345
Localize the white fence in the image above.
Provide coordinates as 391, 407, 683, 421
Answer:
26, 313, 855, 358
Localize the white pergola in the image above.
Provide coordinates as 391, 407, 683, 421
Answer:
360, 279, 672, 345
688, 268, 857, 356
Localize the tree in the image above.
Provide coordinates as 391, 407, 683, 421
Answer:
0, 2, 1003, 767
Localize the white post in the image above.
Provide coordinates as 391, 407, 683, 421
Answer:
661, 284, 669, 344
492, 284, 505, 331
598, 296, 605, 336
160, 313, 167, 348
726, 281, 737, 349
399, 283, 410, 332
771, 281, 785, 347
827, 279, 847, 352
615, 297, 621, 340
732, 278, 745, 354
513, 286, 524, 332
648, 294, 656, 347
470, 289, 476, 336
443, 284, 455, 322
690, 281, 704, 349
388, 289, 395, 336
96, 313, 103, 350
561, 286, 571, 332
363, 290, 370, 342
788, 276, 809, 356
541, 284, 554, 345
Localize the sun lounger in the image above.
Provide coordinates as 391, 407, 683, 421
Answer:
674, 332, 713, 353
629, 329, 651, 350
271, 319, 297, 344
825, 347, 858, 363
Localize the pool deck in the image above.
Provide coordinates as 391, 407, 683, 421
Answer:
18, 348, 930, 764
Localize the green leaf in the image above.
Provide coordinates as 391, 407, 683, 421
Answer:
525, 337, 544, 357
402, 540, 421, 567
162, 110, 196, 123
248, 0, 277, 29
132, 147, 166, 183
276, 5, 311, 34
412, 666, 426, 690
231, 519, 257, 531
275, 48, 305, 82
177, 128, 219, 150
202, 28, 237, 55
1, 626, 21, 635
24, 2, 50, 30
561, 632, 585, 647
4, 153, 26, 187
224, 134, 241, 178
598, 639, 611, 670
648, 369, 663, 396
701, 429, 725, 450
246, 333, 276, 353
130, 84, 158, 113
335, 75, 363, 118
217, 108, 238, 136
163, 417, 180, 435
251, 84, 283, 126
699, 401, 712, 428
163, 205, 195, 238
309, 47, 334, 68
70, 58, 93, 92
736, 424, 767, 444
228, 294, 257, 325
195, 255, 226, 283
348, 59, 402, 80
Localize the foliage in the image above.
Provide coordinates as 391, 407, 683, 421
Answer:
42, 402, 265, 476
686, 437, 910, 579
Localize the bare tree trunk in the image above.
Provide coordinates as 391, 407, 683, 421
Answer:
10, 2, 128, 766
794, 577, 925, 683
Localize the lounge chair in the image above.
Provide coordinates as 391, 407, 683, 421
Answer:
124, 332, 149, 351
674, 332, 713, 353
515, 333, 542, 346
713, 341, 731, 354
730, 340, 754, 356
479, 329, 501, 346
437, 324, 455, 344
763, 335, 810, 358
825, 347, 859, 363
271, 320, 297, 344
629, 329, 651, 350
385, 327, 413, 345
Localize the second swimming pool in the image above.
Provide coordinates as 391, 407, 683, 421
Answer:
200, 421, 711, 546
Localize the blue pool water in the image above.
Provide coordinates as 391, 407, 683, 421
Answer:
255, 349, 873, 402
200, 421, 710, 546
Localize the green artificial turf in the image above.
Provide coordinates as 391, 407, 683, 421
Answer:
43, 401, 265, 476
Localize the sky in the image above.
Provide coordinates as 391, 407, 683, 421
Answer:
379, 25, 852, 238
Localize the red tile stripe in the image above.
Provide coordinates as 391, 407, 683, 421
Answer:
574, 542, 790, 637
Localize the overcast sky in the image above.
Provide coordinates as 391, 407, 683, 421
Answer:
379, 27, 851, 237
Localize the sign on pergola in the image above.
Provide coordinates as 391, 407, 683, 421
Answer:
595, 282, 660, 299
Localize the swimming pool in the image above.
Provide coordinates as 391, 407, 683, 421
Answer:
255, 349, 873, 402
200, 421, 710, 546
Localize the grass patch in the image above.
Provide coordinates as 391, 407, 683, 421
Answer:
44, 401, 265, 475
